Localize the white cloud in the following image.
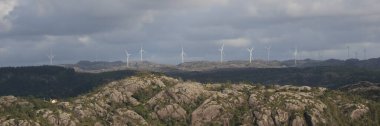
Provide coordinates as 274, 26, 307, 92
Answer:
221, 38, 250, 47
0, 0, 18, 32
78, 36, 91, 45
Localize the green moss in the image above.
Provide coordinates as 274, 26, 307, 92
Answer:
132, 105, 151, 119
230, 101, 250, 125
78, 117, 98, 126
132, 85, 163, 103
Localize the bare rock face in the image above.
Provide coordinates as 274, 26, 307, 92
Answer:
0, 96, 18, 107
0, 75, 377, 126
0, 119, 17, 126
58, 102, 72, 110
342, 103, 369, 120
350, 108, 368, 120
278, 85, 312, 92
291, 116, 306, 126
253, 109, 275, 126
273, 109, 289, 125
112, 108, 148, 126
37, 109, 78, 126
0, 96, 31, 109
66, 75, 178, 121
191, 90, 246, 126
72, 104, 96, 119
156, 104, 187, 120
248, 86, 328, 126
147, 82, 210, 106
0, 119, 39, 126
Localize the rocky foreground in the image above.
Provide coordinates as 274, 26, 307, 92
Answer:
0, 74, 379, 126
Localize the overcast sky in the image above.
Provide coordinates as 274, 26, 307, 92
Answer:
0, 0, 379, 66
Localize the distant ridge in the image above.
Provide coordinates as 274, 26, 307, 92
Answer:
63, 60, 175, 73
63, 58, 380, 73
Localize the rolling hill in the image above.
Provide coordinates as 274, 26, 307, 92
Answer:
0, 74, 379, 125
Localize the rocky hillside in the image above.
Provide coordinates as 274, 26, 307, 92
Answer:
339, 81, 380, 101
1, 74, 379, 126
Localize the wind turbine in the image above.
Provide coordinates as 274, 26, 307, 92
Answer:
124, 49, 131, 67
181, 46, 186, 63
247, 47, 254, 63
47, 49, 54, 65
363, 48, 367, 60
347, 46, 350, 59
140, 46, 144, 62
219, 43, 225, 63
266, 46, 271, 63
354, 51, 358, 59
318, 52, 322, 61
294, 46, 298, 66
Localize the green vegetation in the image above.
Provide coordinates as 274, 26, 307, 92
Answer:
132, 85, 162, 102
132, 104, 151, 119
2, 65, 380, 100
169, 66, 380, 88
318, 90, 380, 125
0, 66, 137, 98
0, 97, 59, 124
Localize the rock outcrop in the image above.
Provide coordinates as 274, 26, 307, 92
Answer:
0, 74, 377, 125
111, 108, 148, 126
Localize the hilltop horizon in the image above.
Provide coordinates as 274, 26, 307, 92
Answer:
2, 56, 379, 68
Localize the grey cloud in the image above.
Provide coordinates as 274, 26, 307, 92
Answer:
0, 0, 380, 66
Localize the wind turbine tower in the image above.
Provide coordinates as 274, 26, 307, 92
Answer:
355, 51, 358, 59
140, 46, 144, 62
347, 46, 350, 59
219, 43, 225, 63
266, 46, 271, 63
318, 52, 322, 61
124, 49, 131, 67
363, 48, 367, 60
247, 47, 254, 63
47, 49, 54, 65
294, 46, 298, 66
181, 47, 185, 63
